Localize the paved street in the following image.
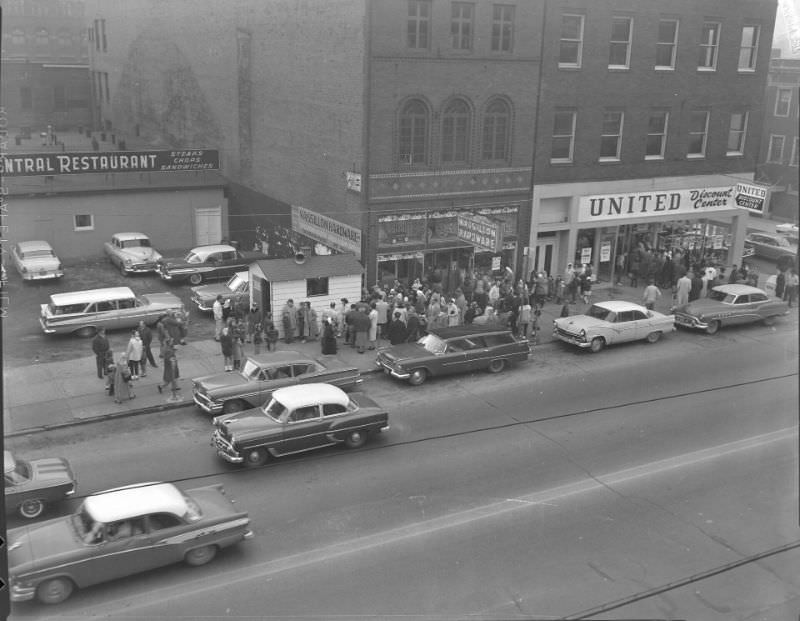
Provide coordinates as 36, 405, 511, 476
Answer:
6, 326, 798, 619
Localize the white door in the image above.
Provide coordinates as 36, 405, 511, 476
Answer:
194, 207, 222, 246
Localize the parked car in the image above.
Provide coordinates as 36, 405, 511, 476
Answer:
39, 286, 184, 337
103, 232, 162, 275
4, 450, 76, 519
375, 325, 531, 386
11, 241, 63, 281
744, 232, 797, 263
193, 351, 362, 415
212, 383, 389, 467
553, 301, 675, 353
8, 481, 253, 605
191, 271, 250, 312
673, 284, 788, 334
157, 244, 262, 285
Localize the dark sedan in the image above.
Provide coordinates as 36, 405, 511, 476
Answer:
673, 284, 789, 334
376, 325, 531, 386
157, 244, 262, 285
4, 450, 76, 519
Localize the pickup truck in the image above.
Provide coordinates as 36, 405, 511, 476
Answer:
157, 245, 262, 285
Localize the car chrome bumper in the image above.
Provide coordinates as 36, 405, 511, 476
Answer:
22, 270, 63, 280
673, 314, 706, 329
39, 317, 57, 334
10, 583, 36, 602
375, 360, 410, 379
212, 431, 244, 463
553, 331, 591, 348
125, 264, 159, 273
194, 391, 223, 415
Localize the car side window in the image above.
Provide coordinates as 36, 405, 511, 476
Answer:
733, 295, 750, 304
616, 311, 631, 322
323, 403, 347, 416
107, 518, 146, 541
223, 251, 236, 261
269, 366, 292, 379
750, 293, 768, 302
292, 363, 312, 376
630, 310, 647, 320
206, 253, 220, 263
90, 300, 117, 313
118, 298, 136, 309
289, 405, 320, 422
483, 333, 513, 346
446, 339, 466, 352
148, 513, 183, 531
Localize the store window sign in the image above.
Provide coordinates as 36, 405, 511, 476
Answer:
456, 214, 503, 253
346, 172, 362, 193
580, 247, 592, 265
600, 241, 612, 262
578, 187, 737, 222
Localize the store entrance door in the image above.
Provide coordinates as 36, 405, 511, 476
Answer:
532, 238, 558, 278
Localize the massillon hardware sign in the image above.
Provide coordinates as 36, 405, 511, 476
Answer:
291, 205, 362, 258
0, 150, 219, 176
456, 213, 503, 253
577, 186, 739, 222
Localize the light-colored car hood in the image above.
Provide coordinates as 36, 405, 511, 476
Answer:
553, 315, 606, 333
118, 246, 161, 262
9, 517, 81, 574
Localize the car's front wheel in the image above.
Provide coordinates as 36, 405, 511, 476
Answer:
37, 577, 74, 605
487, 358, 506, 373
185, 545, 218, 566
589, 337, 605, 353
243, 447, 269, 468
19, 498, 45, 519
344, 429, 367, 449
705, 320, 721, 335
407, 368, 427, 386
645, 331, 662, 344
189, 273, 203, 285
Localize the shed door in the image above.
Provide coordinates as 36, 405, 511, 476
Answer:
194, 206, 222, 246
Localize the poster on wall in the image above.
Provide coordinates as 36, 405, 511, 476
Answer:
580, 247, 592, 265
600, 241, 612, 262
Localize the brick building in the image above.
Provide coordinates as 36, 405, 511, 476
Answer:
83, 0, 778, 288
756, 52, 799, 222
1, 0, 91, 133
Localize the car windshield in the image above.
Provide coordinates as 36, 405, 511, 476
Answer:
587, 305, 613, 321
708, 289, 735, 303
416, 333, 446, 354
5, 458, 30, 484
241, 359, 261, 379
122, 238, 151, 248
264, 398, 288, 421
184, 252, 203, 264
21, 249, 54, 259
227, 274, 246, 289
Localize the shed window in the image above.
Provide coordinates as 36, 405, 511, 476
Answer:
307, 277, 329, 297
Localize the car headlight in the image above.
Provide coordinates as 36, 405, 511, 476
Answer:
579, 329, 586, 339
21, 266, 27, 273
125, 258, 133, 265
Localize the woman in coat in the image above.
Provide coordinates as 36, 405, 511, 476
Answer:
113, 353, 134, 403
220, 325, 234, 372
157, 337, 180, 395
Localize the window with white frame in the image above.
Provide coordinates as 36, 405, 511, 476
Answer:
399, 99, 429, 165
726, 111, 748, 155
791, 137, 799, 166
599, 111, 623, 160
688, 110, 709, 157
609, 17, 633, 69
775, 88, 792, 117
559, 14, 584, 68
655, 19, 679, 69
451, 2, 473, 50
767, 135, 785, 163
74, 214, 94, 231
407, 0, 430, 49
441, 99, 471, 164
645, 110, 669, 159
738, 26, 759, 71
698, 22, 720, 70
482, 99, 511, 162
491, 4, 514, 52
550, 110, 576, 163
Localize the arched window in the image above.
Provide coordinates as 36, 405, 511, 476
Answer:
399, 99, 428, 165
35, 28, 49, 47
11, 29, 26, 46
441, 99, 470, 164
482, 99, 511, 161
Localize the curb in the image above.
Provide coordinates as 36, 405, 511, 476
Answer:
7, 342, 561, 438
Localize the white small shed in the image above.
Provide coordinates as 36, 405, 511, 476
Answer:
249, 254, 364, 338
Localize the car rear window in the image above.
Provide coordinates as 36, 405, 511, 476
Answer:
483, 333, 514, 347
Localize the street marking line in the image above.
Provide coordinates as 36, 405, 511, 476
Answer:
52, 426, 798, 618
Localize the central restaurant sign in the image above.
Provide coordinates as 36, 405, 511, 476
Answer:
456, 213, 503, 253
578, 186, 737, 222
0, 150, 220, 176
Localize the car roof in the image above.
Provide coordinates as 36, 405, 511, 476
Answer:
272, 383, 348, 409
84, 482, 187, 523
249, 351, 308, 365
4, 450, 17, 474
112, 232, 150, 240
190, 244, 236, 254
49, 286, 136, 305
428, 325, 515, 339
16, 240, 54, 251
590, 300, 648, 312
711, 284, 765, 296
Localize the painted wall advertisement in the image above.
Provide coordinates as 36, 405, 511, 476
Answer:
0, 150, 220, 176
291, 205, 362, 258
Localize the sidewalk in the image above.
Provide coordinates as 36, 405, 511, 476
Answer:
1, 282, 666, 437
